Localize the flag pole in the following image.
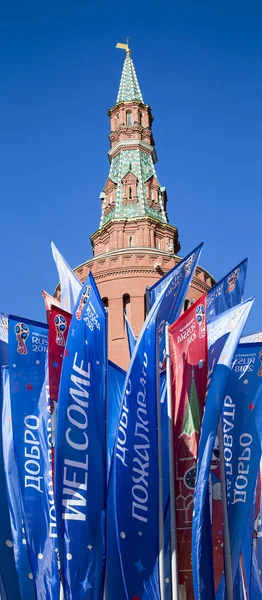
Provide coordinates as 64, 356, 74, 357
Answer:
156, 330, 166, 600
165, 323, 179, 600
218, 417, 233, 600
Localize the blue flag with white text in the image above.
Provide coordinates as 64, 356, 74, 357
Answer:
107, 243, 203, 600
206, 258, 247, 324
8, 316, 60, 600
124, 309, 136, 358
51, 241, 81, 313
55, 271, 107, 599
108, 360, 126, 476
2, 366, 36, 600
222, 342, 262, 586
192, 300, 254, 600
0, 315, 21, 600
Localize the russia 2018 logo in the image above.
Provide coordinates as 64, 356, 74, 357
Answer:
195, 304, 205, 338
15, 322, 29, 355
54, 314, 67, 346
226, 268, 240, 293
76, 285, 91, 320
184, 254, 195, 277
258, 350, 262, 377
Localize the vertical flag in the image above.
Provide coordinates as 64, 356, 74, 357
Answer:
206, 258, 247, 324
42, 290, 60, 323
0, 314, 21, 600
48, 305, 71, 406
107, 243, 203, 600
169, 294, 207, 599
8, 316, 60, 600
2, 366, 36, 600
221, 342, 262, 586
146, 244, 203, 311
51, 242, 81, 313
192, 299, 254, 600
108, 360, 126, 476
55, 272, 107, 599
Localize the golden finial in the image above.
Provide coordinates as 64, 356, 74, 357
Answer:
116, 37, 131, 55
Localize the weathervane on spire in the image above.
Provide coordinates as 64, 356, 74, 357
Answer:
116, 37, 131, 55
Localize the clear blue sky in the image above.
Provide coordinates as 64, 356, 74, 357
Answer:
0, 1, 261, 334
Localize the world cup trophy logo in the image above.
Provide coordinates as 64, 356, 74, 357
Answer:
226, 268, 240, 293
54, 314, 67, 346
184, 253, 195, 277
76, 285, 91, 321
196, 304, 206, 338
258, 350, 262, 377
15, 322, 29, 355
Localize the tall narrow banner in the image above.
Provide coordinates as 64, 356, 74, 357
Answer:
206, 258, 247, 324
8, 316, 60, 600
222, 342, 262, 586
146, 243, 203, 310
48, 305, 71, 405
192, 299, 254, 600
51, 241, 81, 313
250, 463, 262, 598
169, 295, 207, 599
55, 272, 107, 600
2, 366, 36, 600
0, 314, 21, 600
107, 243, 203, 600
108, 360, 126, 476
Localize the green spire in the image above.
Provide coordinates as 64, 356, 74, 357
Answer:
117, 53, 144, 103
180, 368, 202, 437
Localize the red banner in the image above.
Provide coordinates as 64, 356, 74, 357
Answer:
48, 305, 71, 405
169, 294, 207, 598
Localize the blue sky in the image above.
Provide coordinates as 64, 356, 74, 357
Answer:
0, 1, 261, 334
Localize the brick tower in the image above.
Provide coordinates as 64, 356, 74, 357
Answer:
73, 45, 215, 369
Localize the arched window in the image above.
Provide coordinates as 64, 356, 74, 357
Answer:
123, 294, 131, 322
157, 240, 161, 250
184, 299, 190, 312
129, 236, 133, 248
129, 186, 132, 199
126, 110, 132, 125
139, 111, 143, 125
102, 297, 109, 309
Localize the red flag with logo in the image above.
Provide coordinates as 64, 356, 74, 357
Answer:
169, 294, 207, 598
48, 305, 71, 405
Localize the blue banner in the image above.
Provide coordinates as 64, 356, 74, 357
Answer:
192, 300, 254, 600
0, 315, 21, 600
222, 342, 262, 586
108, 360, 126, 477
51, 241, 81, 313
206, 258, 247, 324
8, 316, 60, 600
107, 243, 203, 600
55, 272, 107, 599
2, 366, 36, 600
124, 309, 136, 358
146, 243, 203, 310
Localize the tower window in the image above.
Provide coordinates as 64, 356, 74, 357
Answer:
129, 236, 133, 248
102, 297, 109, 309
139, 111, 143, 125
123, 294, 131, 324
126, 110, 132, 125
129, 186, 132, 199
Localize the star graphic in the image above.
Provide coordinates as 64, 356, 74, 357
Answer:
71, 329, 75, 337
133, 596, 141, 600
138, 531, 143, 537
248, 403, 255, 411
52, 362, 59, 369
134, 560, 145, 573
80, 575, 92, 591
52, 575, 58, 586
87, 544, 92, 550
65, 349, 69, 357
26, 383, 33, 391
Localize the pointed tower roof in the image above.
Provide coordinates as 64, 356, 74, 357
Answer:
116, 52, 144, 104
